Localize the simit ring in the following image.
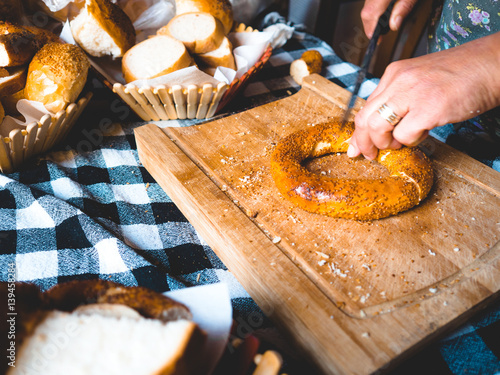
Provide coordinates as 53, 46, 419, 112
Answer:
377, 103, 402, 126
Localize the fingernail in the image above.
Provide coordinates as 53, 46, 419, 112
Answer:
392, 15, 402, 30
347, 145, 357, 158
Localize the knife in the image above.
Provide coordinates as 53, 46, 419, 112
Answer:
340, 0, 397, 129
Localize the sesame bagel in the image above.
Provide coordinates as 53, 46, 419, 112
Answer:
270, 121, 434, 221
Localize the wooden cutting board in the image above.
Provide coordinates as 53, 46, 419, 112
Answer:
135, 74, 500, 375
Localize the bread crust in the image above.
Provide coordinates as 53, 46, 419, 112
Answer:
271, 121, 434, 221
44, 279, 193, 321
174, 0, 233, 35
86, 0, 135, 56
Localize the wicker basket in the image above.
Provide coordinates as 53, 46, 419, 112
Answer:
110, 45, 272, 122
0, 92, 93, 173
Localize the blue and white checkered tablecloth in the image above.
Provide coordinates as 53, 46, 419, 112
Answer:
0, 31, 499, 374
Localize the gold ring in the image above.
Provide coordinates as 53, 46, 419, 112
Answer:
378, 103, 402, 126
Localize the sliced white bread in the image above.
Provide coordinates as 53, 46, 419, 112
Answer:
158, 12, 224, 55
8, 304, 206, 375
174, 0, 234, 35
195, 36, 235, 71
70, 0, 135, 58
122, 35, 194, 83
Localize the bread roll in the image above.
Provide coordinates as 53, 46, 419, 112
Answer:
25, 43, 90, 113
196, 36, 235, 71
70, 0, 135, 58
0, 22, 59, 67
158, 12, 225, 54
174, 0, 233, 35
122, 35, 194, 83
290, 50, 323, 85
0, 65, 27, 97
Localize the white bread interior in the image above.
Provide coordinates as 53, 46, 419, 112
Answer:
8, 304, 205, 375
121, 35, 194, 83
196, 36, 235, 71
158, 12, 224, 55
174, 0, 234, 35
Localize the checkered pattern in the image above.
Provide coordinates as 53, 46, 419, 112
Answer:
0, 30, 499, 374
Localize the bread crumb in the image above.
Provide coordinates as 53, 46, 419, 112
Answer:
272, 236, 281, 244
453, 247, 460, 252
429, 288, 437, 294
428, 249, 436, 256
318, 260, 326, 266
361, 332, 370, 338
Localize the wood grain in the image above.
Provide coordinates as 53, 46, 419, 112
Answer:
135, 74, 500, 375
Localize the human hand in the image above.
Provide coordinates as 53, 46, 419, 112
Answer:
361, 0, 419, 37
348, 32, 500, 160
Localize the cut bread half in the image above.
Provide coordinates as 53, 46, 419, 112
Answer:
70, 0, 135, 58
122, 35, 194, 83
158, 12, 224, 55
174, 0, 233, 35
8, 304, 206, 375
290, 50, 323, 85
0, 65, 27, 97
195, 36, 235, 71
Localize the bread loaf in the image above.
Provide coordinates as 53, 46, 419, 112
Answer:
0, 22, 60, 68
8, 305, 205, 375
174, 0, 233, 35
290, 50, 323, 85
25, 42, 90, 113
70, 0, 135, 58
121, 35, 194, 83
196, 36, 235, 71
158, 12, 225, 54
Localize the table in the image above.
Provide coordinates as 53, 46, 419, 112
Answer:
1, 29, 499, 375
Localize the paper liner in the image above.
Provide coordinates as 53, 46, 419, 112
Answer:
0, 92, 92, 173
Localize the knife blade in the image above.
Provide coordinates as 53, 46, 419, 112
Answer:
340, 0, 397, 129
